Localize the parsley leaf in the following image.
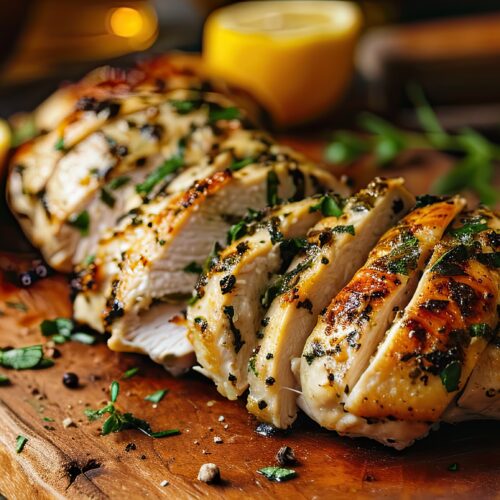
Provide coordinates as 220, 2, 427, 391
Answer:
136, 156, 184, 195
0, 374, 10, 385
110, 381, 120, 403
184, 262, 203, 274
209, 106, 240, 123
230, 157, 255, 171
258, 466, 296, 482
266, 170, 280, 206
309, 194, 343, 217
145, 389, 168, 404
0, 345, 45, 370
440, 361, 461, 392
16, 435, 28, 453
68, 210, 90, 236
122, 367, 140, 380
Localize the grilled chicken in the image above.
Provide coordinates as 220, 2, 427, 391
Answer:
9, 90, 250, 271
298, 195, 466, 448
74, 149, 342, 372
345, 208, 499, 422
246, 178, 415, 428
188, 196, 330, 399
446, 341, 500, 421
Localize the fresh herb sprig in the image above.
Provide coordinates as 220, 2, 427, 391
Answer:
324, 85, 499, 205
0, 345, 54, 370
85, 381, 180, 438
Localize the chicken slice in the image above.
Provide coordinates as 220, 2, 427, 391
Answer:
298, 195, 465, 444
12, 90, 244, 271
76, 157, 343, 372
187, 195, 330, 399
345, 208, 499, 421
246, 178, 416, 428
445, 340, 500, 421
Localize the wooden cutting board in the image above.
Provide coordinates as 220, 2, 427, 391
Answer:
0, 144, 499, 499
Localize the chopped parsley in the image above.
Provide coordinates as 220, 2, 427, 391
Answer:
266, 170, 280, 206
449, 218, 488, 243
332, 224, 355, 236
135, 156, 184, 195
476, 251, 500, 268
230, 157, 255, 171
169, 99, 202, 114
106, 175, 131, 190
310, 194, 343, 217
248, 354, 258, 376
469, 323, 493, 339
258, 466, 296, 482
122, 367, 140, 380
440, 360, 461, 392
226, 208, 263, 244
385, 233, 420, 275
0, 374, 10, 385
54, 137, 65, 151
85, 381, 180, 438
68, 210, 90, 236
0, 345, 53, 370
209, 106, 240, 123
414, 194, 442, 208
145, 389, 168, 403
100, 187, 116, 208
16, 435, 28, 453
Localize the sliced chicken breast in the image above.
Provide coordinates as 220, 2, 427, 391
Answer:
11, 90, 245, 271
187, 196, 329, 399
345, 208, 499, 422
75, 156, 343, 372
298, 195, 465, 444
246, 178, 416, 428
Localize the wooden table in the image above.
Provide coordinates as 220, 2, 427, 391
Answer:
0, 144, 499, 499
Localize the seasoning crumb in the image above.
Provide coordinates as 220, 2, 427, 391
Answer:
62, 417, 76, 428
206, 400, 216, 407
160, 480, 169, 487
152, 404, 158, 409
213, 436, 223, 444
363, 473, 376, 482
66, 404, 73, 410
223, 424, 229, 430
218, 415, 225, 422
194, 440, 200, 445
140, 455, 147, 460
125, 442, 136, 452
276, 446, 296, 466
197, 463, 220, 484
202, 449, 210, 455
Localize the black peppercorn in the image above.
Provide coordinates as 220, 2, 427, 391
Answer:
62, 372, 79, 388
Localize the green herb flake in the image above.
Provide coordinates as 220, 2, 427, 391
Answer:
469, 323, 493, 339
6, 301, 28, 312
150, 429, 181, 438
40, 318, 73, 337
476, 251, 500, 269
100, 187, 116, 208
43, 417, 55, 422
0, 374, 10, 385
385, 234, 420, 276
106, 175, 131, 190
68, 210, 90, 236
448, 463, 459, 472
183, 262, 203, 274
440, 361, 461, 393
54, 137, 65, 151
0, 345, 44, 370
136, 156, 184, 195
209, 106, 240, 123
449, 219, 488, 243
430, 245, 469, 276
16, 435, 28, 453
310, 194, 343, 217
248, 355, 258, 377
169, 99, 202, 114
223, 305, 244, 353
145, 389, 168, 404
258, 466, 296, 482
110, 381, 120, 403
332, 224, 355, 236
230, 157, 255, 171
122, 367, 140, 380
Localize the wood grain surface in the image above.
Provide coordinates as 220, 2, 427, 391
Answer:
0, 146, 499, 499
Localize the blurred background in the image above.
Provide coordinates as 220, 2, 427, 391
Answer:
1, 0, 500, 133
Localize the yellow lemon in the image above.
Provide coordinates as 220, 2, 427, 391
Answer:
203, 1, 362, 127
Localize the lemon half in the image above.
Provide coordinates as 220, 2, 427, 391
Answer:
203, 1, 362, 126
